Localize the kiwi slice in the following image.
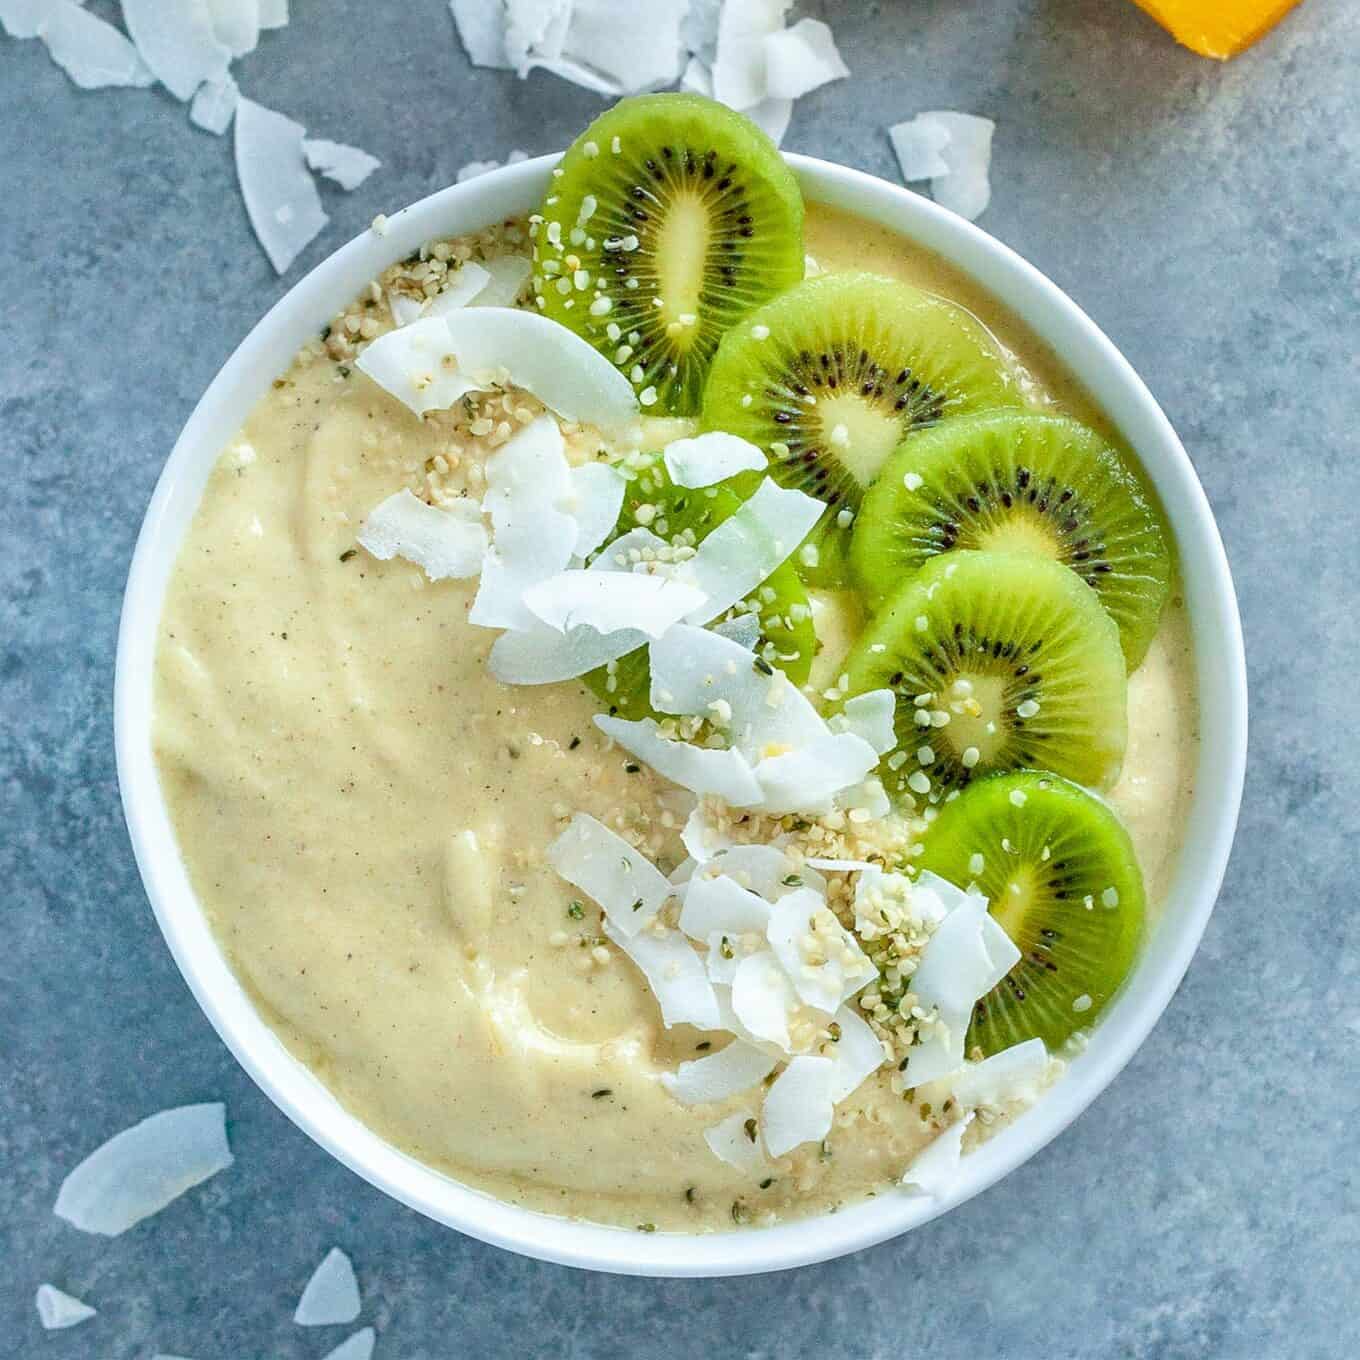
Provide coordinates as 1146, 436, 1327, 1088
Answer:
852, 412, 1172, 668
915, 770, 1145, 1055
584, 454, 816, 718
532, 93, 805, 417
839, 549, 1127, 800
700, 272, 1020, 586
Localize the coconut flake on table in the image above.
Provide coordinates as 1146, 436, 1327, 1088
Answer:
662, 1039, 777, 1106
901, 1114, 973, 1197
294, 1246, 361, 1326
596, 716, 762, 805
357, 489, 486, 581
456, 158, 503, 183
678, 871, 771, 940
703, 1109, 767, 1174
37, 1, 155, 89
829, 689, 897, 755
353, 315, 478, 416
303, 138, 382, 191
947, 1038, 1049, 1110
121, 0, 230, 101
752, 730, 880, 815
766, 885, 873, 1013
526, 572, 707, 638
443, 307, 640, 439
730, 949, 799, 1051
450, 0, 511, 68
603, 919, 721, 1030
561, 461, 626, 558
470, 415, 579, 630
761, 1055, 835, 1156
35, 1285, 96, 1331
711, 0, 789, 110
53, 1103, 232, 1236
547, 812, 672, 936
743, 97, 794, 148
205, 0, 258, 57
662, 432, 767, 489
321, 1329, 376, 1360
1, 0, 59, 40
888, 114, 951, 182
762, 17, 848, 100
503, 0, 570, 75
681, 0, 721, 64
234, 97, 328, 274
189, 74, 238, 135
545, 0, 688, 96
826, 1005, 887, 1102
679, 55, 712, 96
890, 111, 995, 223
258, 0, 288, 27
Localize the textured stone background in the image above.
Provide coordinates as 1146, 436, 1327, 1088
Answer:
3, 2, 1357, 1357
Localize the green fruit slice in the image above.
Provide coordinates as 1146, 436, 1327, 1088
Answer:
700, 272, 1021, 585
840, 549, 1127, 800
851, 411, 1173, 668
915, 770, 1146, 1055
532, 93, 806, 417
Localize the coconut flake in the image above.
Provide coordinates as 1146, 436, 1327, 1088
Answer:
503, 0, 569, 73
902, 1114, 973, 1196
527, 572, 706, 638
234, 98, 328, 274
920, 111, 995, 222
35, 1285, 96, 1331
948, 1038, 1049, 1110
680, 805, 732, 863
294, 1247, 361, 1326
752, 731, 880, 815
321, 1330, 376, 1360
805, 857, 876, 873
679, 872, 771, 940
889, 114, 951, 182
258, 0, 287, 27
303, 138, 381, 191
547, 812, 672, 936
711, 0, 789, 110
442, 308, 639, 438
680, 55, 712, 96
826, 1005, 887, 1102
766, 886, 873, 1013
471, 254, 532, 308
357, 490, 485, 581
730, 950, 798, 1051
703, 1109, 767, 1174
560, 462, 625, 558
762, 1055, 835, 1156
450, 0, 510, 68
682, 0, 721, 62
680, 478, 824, 625
424, 262, 494, 317
663, 432, 767, 489
596, 716, 762, 805
189, 74, 238, 134
39, 2, 155, 89
762, 17, 847, 100
830, 689, 897, 755
743, 97, 793, 148
456, 158, 502, 183
552, 0, 687, 95
121, 0, 230, 101
662, 1040, 777, 1106
387, 291, 425, 327
604, 919, 721, 1030
206, 0, 258, 57
712, 612, 761, 650
709, 844, 824, 899
1, 0, 57, 39
53, 1103, 232, 1236
354, 316, 478, 416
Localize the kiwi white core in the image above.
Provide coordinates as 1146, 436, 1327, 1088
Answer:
814, 391, 902, 486
654, 191, 709, 340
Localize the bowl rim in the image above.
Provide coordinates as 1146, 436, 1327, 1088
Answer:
115, 151, 1247, 1278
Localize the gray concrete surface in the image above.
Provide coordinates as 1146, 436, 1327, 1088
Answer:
3, 1, 1357, 1356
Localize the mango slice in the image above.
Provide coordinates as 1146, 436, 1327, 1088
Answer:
1131, 0, 1303, 58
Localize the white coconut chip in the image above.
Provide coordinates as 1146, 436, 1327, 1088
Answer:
443, 308, 640, 439
947, 1038, 1049, 1111
303, 138, 382, 191
830, 689, 897, 755
888, 114, 951, 182
387, 291, 425, 327
259, 0, 288, 28
471, 254, 532, 308
456, 158, 502, 183
712, 612, 761, 650
682, 0, 721, 63
603, 919, 721, 1030
527, 572, 706, 638
703, 932, 743, 984
206, 0, 258, 57
707, 844, 824, 899
703, 1109, 767, 1174
503, 0, 570, 74
902, 1114, 973, 1196
826, 1005, 887, 1102
663, 432, 767, 489
548, 813, 672, 936
551, 0, 687, 96
450, 0, 511, 68
730, 949, 799, 1052
423, 261, 493, 318
680, 55, 712, 97
596, 716, 762, 805
680, 479, 824, 625
321, 1330, 376, 1360
680, 805, 732, 863
1, 0, 59, 39
679, 872, 771, 940
35, 1285, 96, 1331
766, 885, 873, 1013
38, 2, 155, 89
53, 1103, 232, 1236
560, 462, 625, 559
357, 489, 485, 581
711, 0, 790, 111
662, 1040, 777, 1106
121, 0, 230, 101
762, 17, 848, 100
189, 74, 238, 135
805, 857, 876, 873
234, 97, 329, 275
354, 316, 477, 415
294, 1246, 361, 1327
743, 97, 793, 148
752, 730, 880, 815
920, 111, 995, 222
762, 1055, 835, 1157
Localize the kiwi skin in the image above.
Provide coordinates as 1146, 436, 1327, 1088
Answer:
532, 93, 806, 417
914, 769, 1146, 1056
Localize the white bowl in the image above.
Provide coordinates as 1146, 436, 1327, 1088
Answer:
115, 154, 1247, 1278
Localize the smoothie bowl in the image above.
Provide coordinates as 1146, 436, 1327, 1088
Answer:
116, 94, 1246, 1276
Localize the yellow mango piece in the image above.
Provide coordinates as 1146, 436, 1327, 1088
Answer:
1131, 0, 1304, 58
